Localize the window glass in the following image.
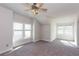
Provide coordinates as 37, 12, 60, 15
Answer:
24, 31, 31, 39
13, 22, 32, 42
13, 23, 23, 30
24, 24, 31, 30
57, 24, 74, 41
13, 31, 23, 42
64, 26, 73, 35
57, 26, 64, 35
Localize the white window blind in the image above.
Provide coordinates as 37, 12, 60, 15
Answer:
13, 22, 32, 42
56, 24, 74, 41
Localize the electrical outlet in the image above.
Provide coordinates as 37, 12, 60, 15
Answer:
6, 44, 9, 47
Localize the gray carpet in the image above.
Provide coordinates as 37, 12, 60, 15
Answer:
2, 40, 79, 56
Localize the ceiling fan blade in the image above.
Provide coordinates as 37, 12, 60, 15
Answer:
36, 3, 43, 8
23, 3, 32, 11
24, 9, 30, 11
24, 8, 31, 11
40, 8, 47, 11
23, 3, 32, 8
23, 3, 31, 6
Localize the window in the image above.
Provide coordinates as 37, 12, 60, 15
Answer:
13, 22, 31, 42
56, 24, 74, 41
24, 24, 31, 39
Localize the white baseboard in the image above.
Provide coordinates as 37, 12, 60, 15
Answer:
32, 39, 40, 42
0, 47, 12, 55
40, 39, 51, 42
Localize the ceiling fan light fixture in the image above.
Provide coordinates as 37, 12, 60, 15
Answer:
32, 9, 39, 15
25, 3, 47, 15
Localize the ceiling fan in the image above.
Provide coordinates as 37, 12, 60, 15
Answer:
24, 3, 47, 15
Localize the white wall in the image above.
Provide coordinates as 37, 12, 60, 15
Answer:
33, 19, 41, 42
77, 16, 79, 46
40, 24, 50, 41
0, 6, 13, 54
33, 22, 51, 42
50, 15, 78, 45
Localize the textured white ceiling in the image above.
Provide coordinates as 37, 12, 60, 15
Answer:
1, 3, 79, 24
